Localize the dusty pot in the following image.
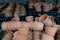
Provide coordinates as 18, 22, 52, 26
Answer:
2, 31, 13, 40
33, 31, 41, 40
26, 16, 33, 22
2, 22, 8, 31
2, 21, 21, 31
45, 26, 58, 37
33, 21, 44, 31
34, 2, 41, 12
41, 33, 54, 40
39, 14, 53, 26
20, 5, 26, 16
42, 2, 53, 12
28, 31, 32, 40
18, 22, 29, 36
1, 3, 15, 17
28, 1, 34, 8
14, 3, 21, 17
35, 17, 39, 21
11, 17, 20, 21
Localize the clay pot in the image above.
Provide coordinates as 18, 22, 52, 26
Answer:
41, 33, 54, 40
14, 3, 21, 17
2, 21, 21, 31
20, 5, 26, 16
33, 21, 44, 31
39, 14, 53, 26
13, 21, 21, 29
33, 31, 41, 40
35, 17, 39, 21
42, 2, 53, 12
26, 16, 33, 22
34, 2, 41, 12
2, 22, 8, 31
21, 22, 29, 28
29, 21, 34, 30
1, 3, 15, 17
2, 31, 13, 40
18, 22, 29, 36
28, 31, 32, 40
13, 31, 18, 40
28, 1, 34, 8
11, 17, 20, 21
15, 35, 28, 40
45, 26, 58, 37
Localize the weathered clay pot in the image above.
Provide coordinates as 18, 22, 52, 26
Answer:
21, 22, 29, 28
45, 26, 58, 37
42, 2, 53, 12
41, 33, 54, 40
2, 31, 13, 40
26, 16, 33, 22
11, 17, 20, 21
20, 5, 26, 16
18, 22, 29, 36
2, 22, 21, 31
29, 21, 34, 30
2, 22, 8, 31
1, 3, 15, 17
13, 31, 18, 40
33, 31, 41, 40
28, 1, 34, 8
33, 21, 44, 31
15, 35, 28, 40
34, 2, 41, 12
35, 17, 39, 21
14, 3, 21, 17
28, 31, 32, 40
39, 14, 53, 26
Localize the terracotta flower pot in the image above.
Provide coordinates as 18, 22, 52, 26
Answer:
28, 1, 34, 8
26, 16, 33, 22
15, 35, 28, 40
35, 17, 39, 22
18, 22, 29, 36
28, 31, 32, 40
34, 2, 41, 12
45, 26, 58, 37
21, 22, 29, 28
2, 21, 21, 31
41, 33, 54, 40
11, 17, 20, 21
29, 21, 34, 30
20, 5, 26, 16
13, 22, 21, 30
7, 22, 12, 31
13, 31, 18, 40
2, 22, 8, 31
39, 14, 53, 26
33, 21, 44, 31
2, 32, 13, 40
42, 2, 53, 12
1, 3, 15, 17
14, 3, 21, 17
33, 31, 41, 40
